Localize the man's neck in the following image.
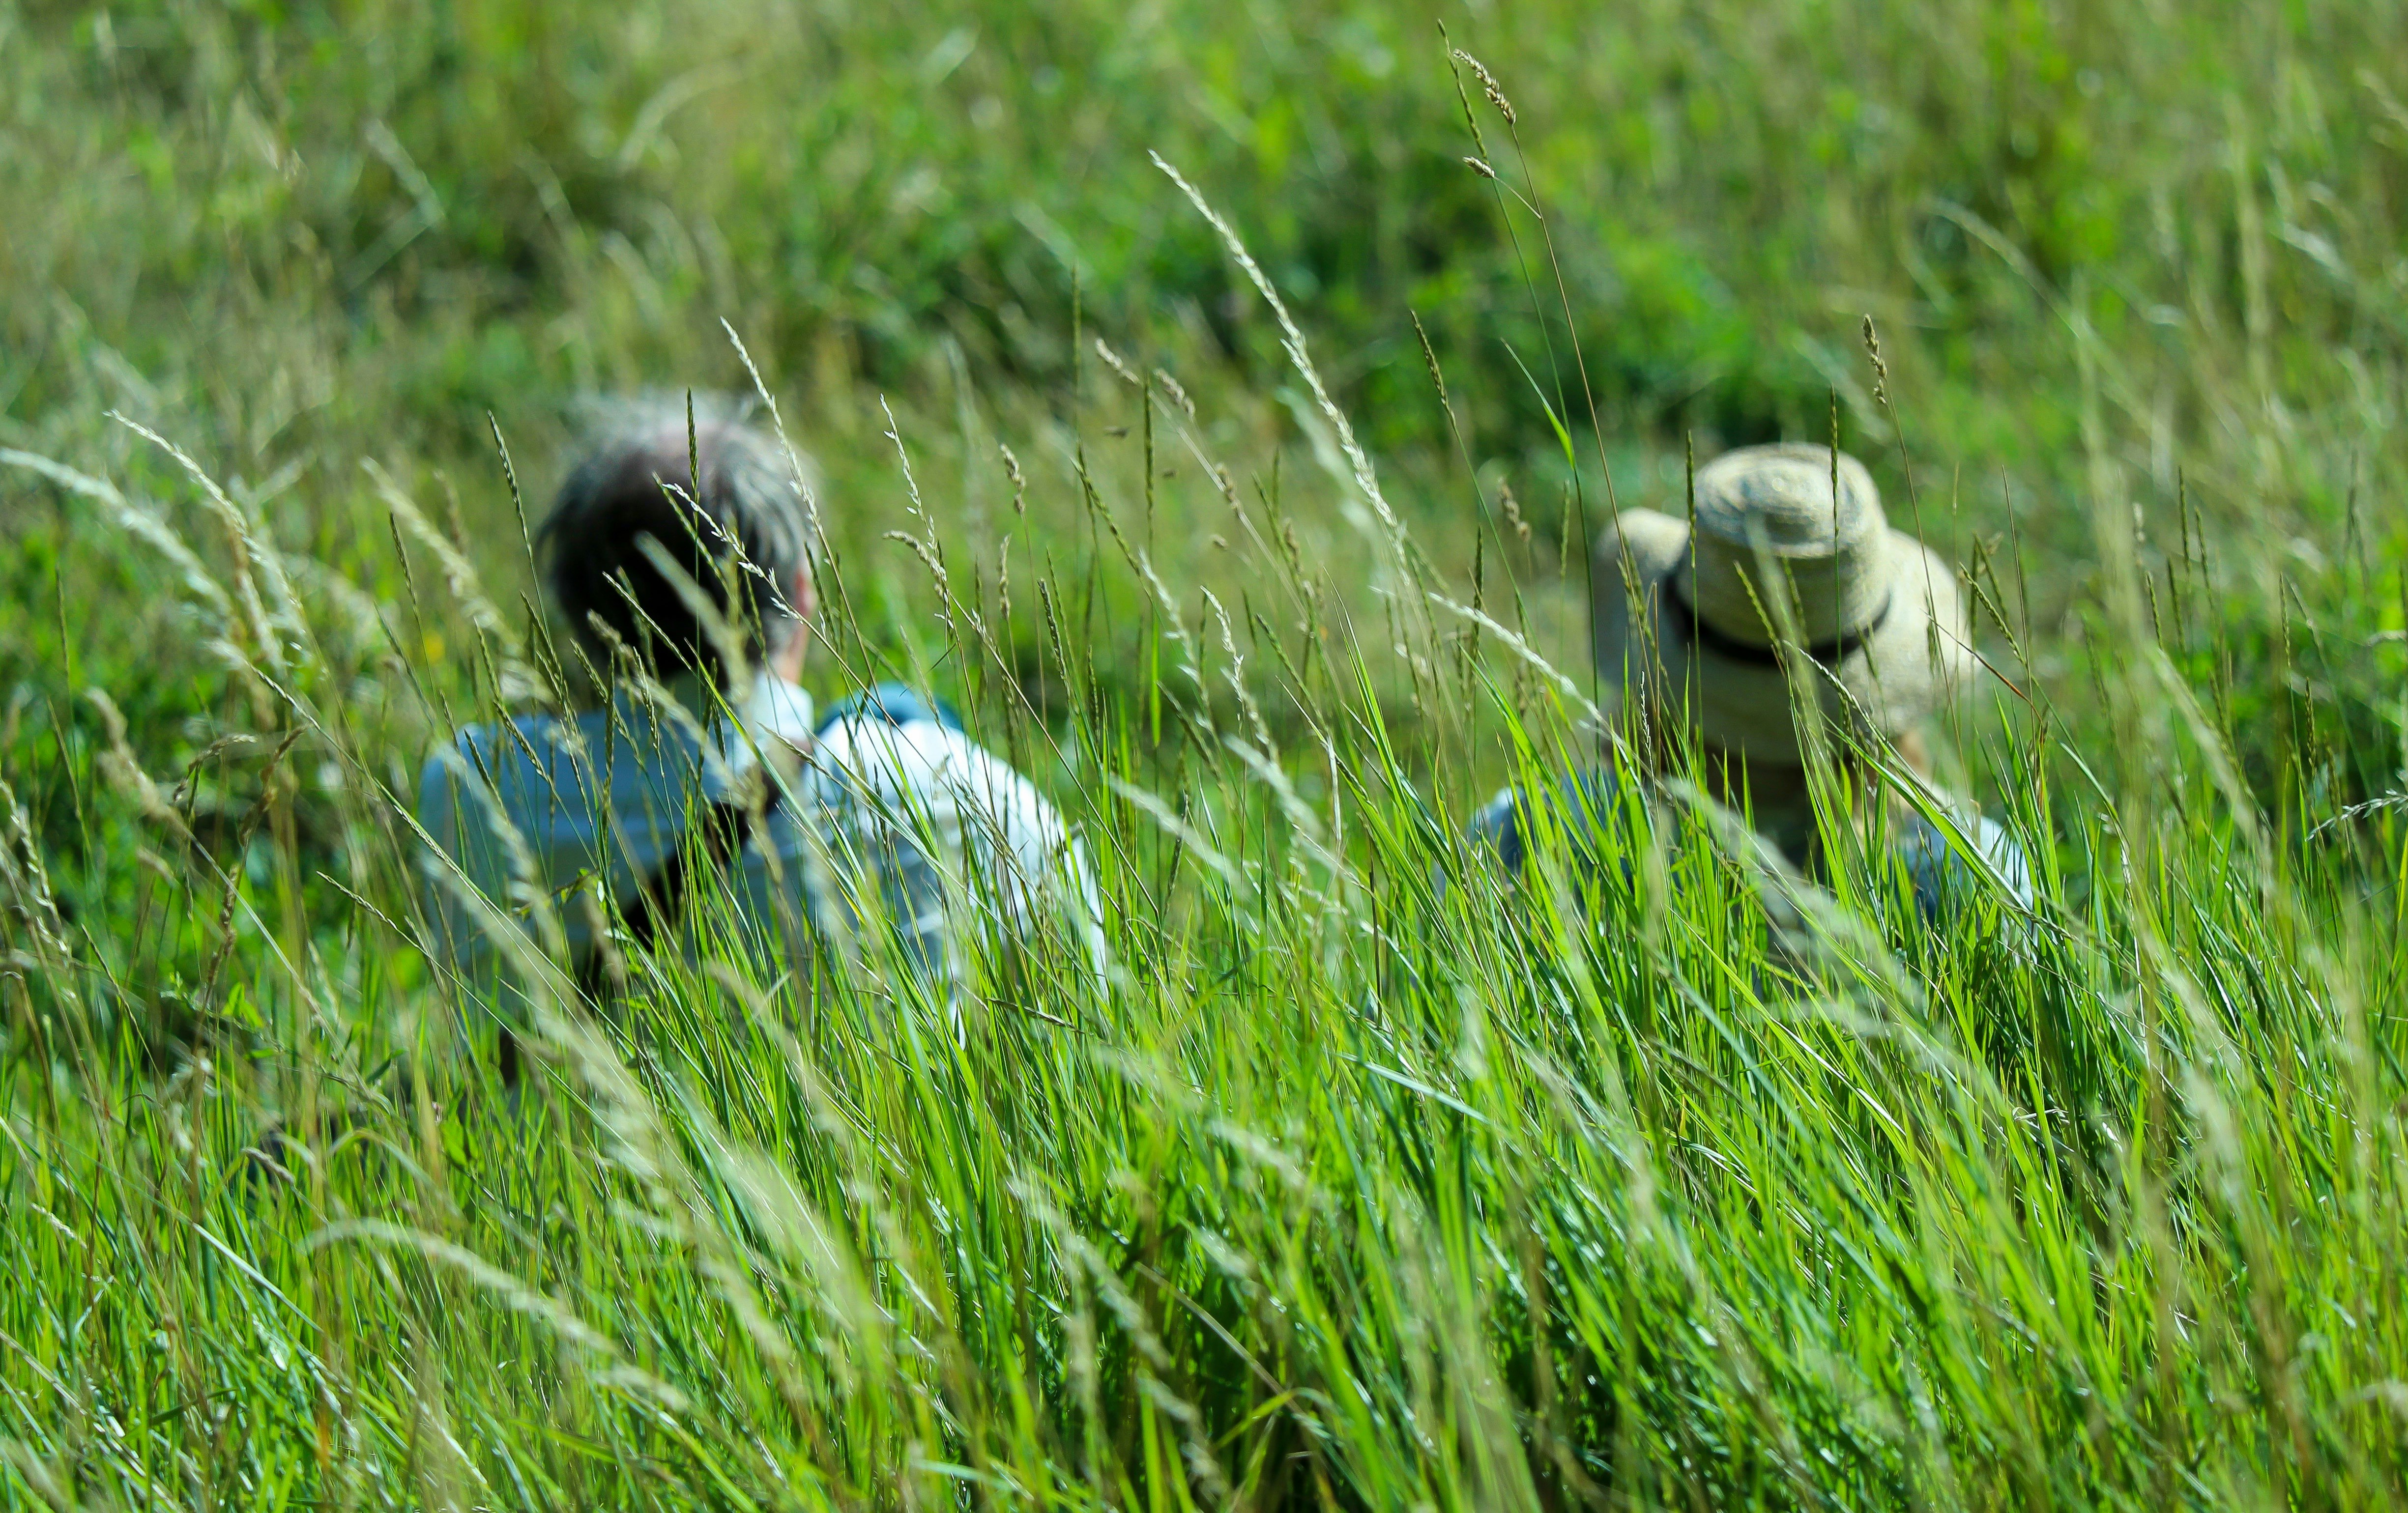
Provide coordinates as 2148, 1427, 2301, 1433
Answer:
1690, 733, 1938, 863
1684, 744, 1871, 859
1710, 758, 1821, 858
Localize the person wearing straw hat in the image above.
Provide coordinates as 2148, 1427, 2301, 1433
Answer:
417, 398, 1106, 1082
1472, 442, 2030, 924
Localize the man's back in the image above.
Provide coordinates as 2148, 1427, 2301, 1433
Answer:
418, 674, 1105, 999
1469, 764, 2032, 926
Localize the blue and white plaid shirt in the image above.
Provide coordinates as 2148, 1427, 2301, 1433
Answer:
417, 673, 1106, 1000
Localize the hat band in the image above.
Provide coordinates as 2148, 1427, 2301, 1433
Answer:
1665, 583, 1894, 667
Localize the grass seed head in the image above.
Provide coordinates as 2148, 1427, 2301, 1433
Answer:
1452, 49, 1517, 125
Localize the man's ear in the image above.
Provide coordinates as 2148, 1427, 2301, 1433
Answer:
766, 565, 818, 683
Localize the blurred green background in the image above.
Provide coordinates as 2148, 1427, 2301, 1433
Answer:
3, 0, 2403, 824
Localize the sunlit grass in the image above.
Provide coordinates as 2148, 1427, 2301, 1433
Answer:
3, 0, 2406, 1506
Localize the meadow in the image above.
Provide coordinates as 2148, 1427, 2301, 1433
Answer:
2, 0, 2406, 1506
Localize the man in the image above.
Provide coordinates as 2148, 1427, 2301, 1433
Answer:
418, 399, 1105, 1069
1474, 443, 2029, 924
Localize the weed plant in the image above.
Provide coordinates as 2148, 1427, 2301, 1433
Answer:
2, 1, 2406, 1507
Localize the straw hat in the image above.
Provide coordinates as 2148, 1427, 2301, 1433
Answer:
1591, 443, 1971, 764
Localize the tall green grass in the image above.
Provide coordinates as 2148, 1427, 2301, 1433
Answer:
3, 0, 2406, 1506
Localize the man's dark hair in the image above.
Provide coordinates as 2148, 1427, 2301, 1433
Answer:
539, 399, 814, 687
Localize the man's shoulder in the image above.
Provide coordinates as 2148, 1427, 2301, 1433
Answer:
417, 708, 611, 806
813, 714, 1022, 784
1893, 804, 2034, 913
808, 715, 1067, 828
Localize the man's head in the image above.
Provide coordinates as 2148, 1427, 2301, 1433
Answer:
1591, 443, 1972, 768
540, 399, 817, 687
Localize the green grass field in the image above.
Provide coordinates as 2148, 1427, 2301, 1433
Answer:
3, 0, 2406, 1506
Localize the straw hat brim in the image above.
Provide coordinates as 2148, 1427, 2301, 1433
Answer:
1591, 508, 1973, 763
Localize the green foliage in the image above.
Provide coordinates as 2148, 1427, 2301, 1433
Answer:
2, 0, 2407, 1505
